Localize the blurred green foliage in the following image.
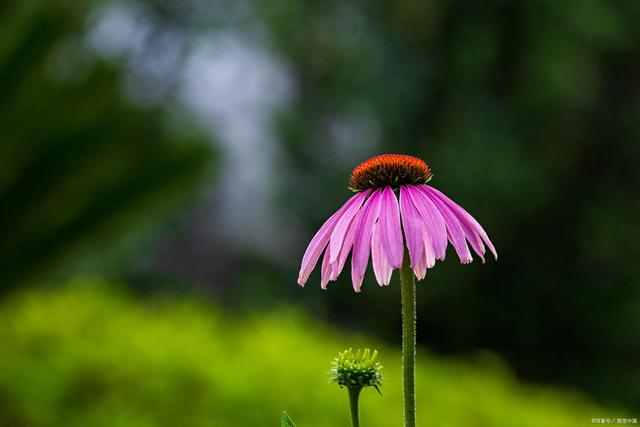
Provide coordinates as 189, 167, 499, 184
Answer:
0, 0, 214, 289
0, 282, 611, 427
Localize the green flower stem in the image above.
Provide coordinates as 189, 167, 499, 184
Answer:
347, 387, 362, 427
400, 249, 416, 427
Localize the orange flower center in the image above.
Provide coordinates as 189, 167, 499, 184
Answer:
348, 154, 433, 192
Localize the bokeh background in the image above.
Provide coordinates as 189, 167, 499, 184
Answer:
1, 0, 639, 426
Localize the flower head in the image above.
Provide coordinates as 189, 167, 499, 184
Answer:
329, 348, 383, 392
348, 154, 433, 191
298, 154, 497, 292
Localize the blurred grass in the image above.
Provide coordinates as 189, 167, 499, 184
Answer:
0, 282, 609, 427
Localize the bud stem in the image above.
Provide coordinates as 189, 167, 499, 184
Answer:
400, 248, 416, 427
347, 386, 362, 427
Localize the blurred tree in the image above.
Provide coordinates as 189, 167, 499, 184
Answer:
0, 1, 215, 289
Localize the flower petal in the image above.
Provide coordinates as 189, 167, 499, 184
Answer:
400, 186, 425, 269
329, 190, 371, 263
371, 221, 393, 286
330, 204, 361, 281
379, 187, 404, 268
351, 189, 383, 292
422, 187, 473, 264
320, 248, 332, 290
406, 185, 447, 260
410, 221, 434, 281
297, 192, 366, 286
426, 186, 497, 260
422, 226, 436, 269
414, 249, 427, 280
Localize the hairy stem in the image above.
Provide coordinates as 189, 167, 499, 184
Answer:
400, 249, 416, 427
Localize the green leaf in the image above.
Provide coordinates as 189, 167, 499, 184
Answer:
281, 411, 297, 427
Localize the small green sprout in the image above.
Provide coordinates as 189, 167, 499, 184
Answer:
281, 411, 296, 427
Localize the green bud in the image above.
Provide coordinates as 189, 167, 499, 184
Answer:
329, 348, 383, 393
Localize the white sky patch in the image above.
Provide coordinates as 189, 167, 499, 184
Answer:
86, 1, 297, 257
87, 2, 151, 60
179, 32, 295, 252
87, 1, 187, 106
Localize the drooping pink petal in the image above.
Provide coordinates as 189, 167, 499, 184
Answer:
399, 186, 425, 269
320, 247, 332, 290
453, 218, 486, 262
351, 189, 383, 292
330, 204, 361, 281
406, 185, 447, 260
422, 226, 436, 269
329, 189, 371, 263
297, 191, 368, 286
422, 187, 473, 264
379, 187, 404, 268
458, 220, 486, 262
371, 221, 393, 286
426, 186, 497, 260
414, 250, 427, 280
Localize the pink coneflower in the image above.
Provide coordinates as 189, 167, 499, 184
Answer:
298, 154, 497, 427
298, 154, 497, 292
